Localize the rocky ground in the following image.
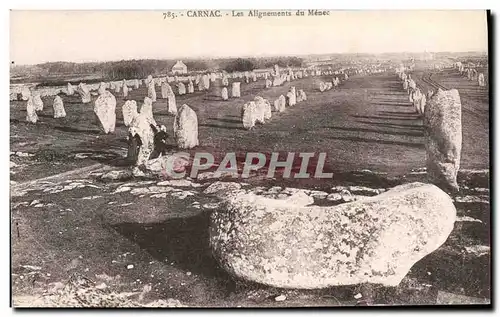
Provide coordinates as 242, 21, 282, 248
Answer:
10, 69, 490, 307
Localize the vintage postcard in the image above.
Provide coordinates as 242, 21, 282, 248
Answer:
9, 10, 490, 308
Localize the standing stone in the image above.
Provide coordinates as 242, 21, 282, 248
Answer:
122, 100, 138, 127
77, 83, 91, 103
221, 87, 229, 101
222, 76, 229, 87
274, 95, 286, 113
231, 82, 241, 98
254, 96, 270, 123
128, 110, 156, 166
122, 81, 129, 98
161, 82, 173, 99
146, 75, 153, 85
202, 74, 210, 91
167, 92, 177, 115
174, 104, 199, 149
258, 98, 272, 120
242, 101, 258, 130
403, 79, 409, 91
478, 73, 486, 87
286, 91, 296, 107
140, 97, 156, 126
98, 82, 107, 95
178, 82, 186, 95
424, 89, 462, 192
319, 82, 326, 92
53, 96, 66, 118
66, 83, 74, 96
26, 96, 38, 123
21, 86, 31, 101
265, 79, 272, 88
93, 91, 117, 134
409, 89, 414, 103
114, 82, 121, 94
210, 182, 456, 289
252, 73, 257, 82
296, 89, 307, 103
412, 89, 422, 112
148, 81, 157, 102
33, 93, 44, 111
188, 81, 194, 94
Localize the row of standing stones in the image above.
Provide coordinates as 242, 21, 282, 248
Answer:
19, 67, 474, 290
208, 69, 468, 289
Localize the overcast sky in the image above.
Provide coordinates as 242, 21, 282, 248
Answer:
10, 10, 488, 65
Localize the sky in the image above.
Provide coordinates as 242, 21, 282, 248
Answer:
10, 10, 488, 65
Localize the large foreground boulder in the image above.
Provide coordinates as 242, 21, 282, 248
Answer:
424, 88, 462, 192
210, 182, 456, 289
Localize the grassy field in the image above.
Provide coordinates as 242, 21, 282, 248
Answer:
10, 67, 491, 307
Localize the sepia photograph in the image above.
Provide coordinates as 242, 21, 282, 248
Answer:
9, 9, 491, 308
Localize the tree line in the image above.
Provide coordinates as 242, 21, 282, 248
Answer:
11, 56, 305, 84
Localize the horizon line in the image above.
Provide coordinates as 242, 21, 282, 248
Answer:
11, 50, 488, 67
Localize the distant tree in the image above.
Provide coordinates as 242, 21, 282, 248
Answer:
224, 58, 255, 72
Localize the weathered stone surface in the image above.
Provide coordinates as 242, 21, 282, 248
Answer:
167, 92, 177, 115
77, 83, 91, 103
161, 82, 173, 99
424, 89, 462, 192
221, 87, 229, 101
122, 82, 129, 98
178, 82, 186, 95
122, 100, 138, 127
478, 73, 485, 87
242, 101, 258, 130
286, 91, 296, 107
254, 96, 271, 121
296, 89, 307, 102
33, 93, 44, 111
204, 181, 242, 196
128, 105, 156, 166
274, 95, 286, 112
147, 81, 157, 102
231, 82, 241, 98
67, 83, 74, 96
202, 75, 210, 91
26, 96, 38, 123
174, 104, 199, 149
139, 97, 156, 126
53, 96, 66, 118
94, 91, 117, 134
21, 87, 32, 101
210, 182, 456, 289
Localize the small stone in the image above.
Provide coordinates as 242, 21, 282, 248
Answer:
127, 264, 134, 269
186, 272, 192, 276
354, 293, 363, 299
275, 295, 286, 302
